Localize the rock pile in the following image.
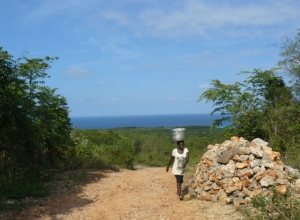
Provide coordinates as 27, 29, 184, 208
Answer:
189, 137, 300, 206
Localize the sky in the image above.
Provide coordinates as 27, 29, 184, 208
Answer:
1, 0, 299, 117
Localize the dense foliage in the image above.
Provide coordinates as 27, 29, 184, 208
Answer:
108, 126, 223, 167
70, 129, 137, 170
70, 126, 224, 169
0, 48, 74, 197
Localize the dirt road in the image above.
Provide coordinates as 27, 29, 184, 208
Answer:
9, 167, 245, 220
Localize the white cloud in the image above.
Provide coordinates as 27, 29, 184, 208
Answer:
66, 66, 93, 78
24, 0, 85, 22
101, 10, 130, 26
199, 83, 210, 89
21, 0, 300, 40
81, 36, 141, 61
139, 0, 300, 38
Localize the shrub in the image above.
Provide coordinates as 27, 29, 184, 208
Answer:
241, 187, 300, 220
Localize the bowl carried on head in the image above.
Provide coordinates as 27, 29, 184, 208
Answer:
171, 128, 186, 141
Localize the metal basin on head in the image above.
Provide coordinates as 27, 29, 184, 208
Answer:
171, 128, 186, 141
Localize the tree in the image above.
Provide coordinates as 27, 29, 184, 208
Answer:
198, 69, 294, 145
0, 47, 74, 188
278, 30, 300, 98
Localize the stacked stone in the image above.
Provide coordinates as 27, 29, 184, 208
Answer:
189, 137, 300, 206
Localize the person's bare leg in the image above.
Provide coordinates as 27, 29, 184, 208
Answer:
178, 183, 184, 200
177, 183, 182, 195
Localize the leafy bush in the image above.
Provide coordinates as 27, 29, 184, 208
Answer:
241, 187, 300, 220
0, 180, 48, 199
70, 130, 137, 170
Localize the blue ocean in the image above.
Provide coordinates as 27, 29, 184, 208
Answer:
70, 113, 229, 129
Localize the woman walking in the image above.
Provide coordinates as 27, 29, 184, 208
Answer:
166, 140, 189, 200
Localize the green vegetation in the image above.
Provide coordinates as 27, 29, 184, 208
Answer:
239, 187, 300, 219
199, 69, 298, 154
68, 126, 224, 170
68, 126, 224, 169
98, 126, 223, 167
0, 48, 74, 199
70, 129, 137, 170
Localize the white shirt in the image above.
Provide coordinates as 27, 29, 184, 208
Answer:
172, 148, 189, 175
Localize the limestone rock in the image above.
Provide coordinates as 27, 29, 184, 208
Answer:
218, 147, 240, 164
276, 185, 287, 195
189, 137, 300, 206
233, 197, 245, 206
260, 175, 275, 187
285, 166, 300, 178
235, 162, 248, 169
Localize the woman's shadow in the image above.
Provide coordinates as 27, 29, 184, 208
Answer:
181, 185, 189, 199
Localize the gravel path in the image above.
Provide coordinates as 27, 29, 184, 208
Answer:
9, 167, 245, 220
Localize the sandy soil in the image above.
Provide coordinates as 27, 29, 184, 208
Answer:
6, 167, 245, 220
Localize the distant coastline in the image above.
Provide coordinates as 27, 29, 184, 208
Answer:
70, 113, 230, 129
